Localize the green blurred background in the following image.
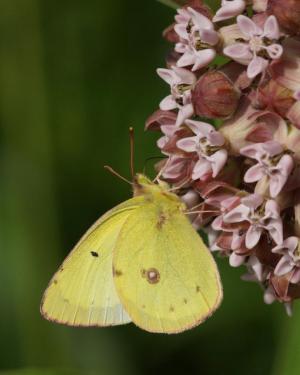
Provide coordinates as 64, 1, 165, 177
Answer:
0, 0, 300, 374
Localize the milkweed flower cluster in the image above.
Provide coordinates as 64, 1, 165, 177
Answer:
146, 0, 300, 314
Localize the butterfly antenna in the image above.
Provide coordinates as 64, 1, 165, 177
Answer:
129, 127, 135, 180
153, 156, 172, 183
104, 165, 133, 185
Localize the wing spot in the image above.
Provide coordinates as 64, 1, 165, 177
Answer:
146, 268, 160, 284
53, 279, 58, 285
142, 304, 146, 309
183, 298, 188, 304
169, 305, 175, 312
113, 267, 123, 277
63, 298, 69, 303
90, 251, 99, 257
196, 286, 201, 293
141, 269, 146, 278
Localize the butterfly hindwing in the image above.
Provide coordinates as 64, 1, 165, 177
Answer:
41, 197, 143, 327
112, 199, 223, 334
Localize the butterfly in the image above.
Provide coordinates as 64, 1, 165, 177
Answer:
41, 173, 222, 334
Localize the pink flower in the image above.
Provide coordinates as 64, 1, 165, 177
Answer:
223, 194, 283, 249
160, 154, 195, 184
174, 7, 219, 71
224, 15, 283, 79
213, 0, 246, 23
240, 141, 294, 198
210, 195, 249, 252
272, 237, 300, 283
220, 98, 286, 154
176, 119, 228, 181
157, 67, 196, 126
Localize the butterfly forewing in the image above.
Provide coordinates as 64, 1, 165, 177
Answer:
41, 197, 143, 327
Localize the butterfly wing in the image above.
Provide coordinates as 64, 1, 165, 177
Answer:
41, 197, 143, 327
112, 202, 222, 334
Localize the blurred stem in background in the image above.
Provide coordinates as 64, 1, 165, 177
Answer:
272, 304, 300, 375
0, 0, 71, 367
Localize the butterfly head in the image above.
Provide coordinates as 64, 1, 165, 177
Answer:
133, 174, 186, 211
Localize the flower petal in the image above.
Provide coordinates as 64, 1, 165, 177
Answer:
231, 231, 245, 250
267, 220, 283, 245
285, 236, 299, 253
263, 15, 280, 40
192, 159, 212, 180
176, 104, 194, 126
177, 50, 196, 69
157, 68, 176, 85
274, 256, 294, 276
262, 141, 283, 156
244, 164, 265, 183
229, 252, 246, 267
192, 49, 216, 71
174, 24, 189, 40
240, 143, 264, 159
208, 149, 228, 177
188, 7, 213, 30
291, 269, 300, 284
264, 286, 276, 304
177, 137, 197, 152
159, 95, 177, 111
173, 67, 197, 85
223, 43, 252, 61
185, 119, 214, 136
175, 42, 188, 54
245, 225, 263, 248
242, 193, 263, 209
248, 255, 265, 281
200, 29, 219, 46
269, 155, 294, 197
224, 204, 249, 223
213, 0, 246, 22
207, 131, 225, 147
237, 15, 262, 39
247, 56, 268, 79
265, 199, 280, 218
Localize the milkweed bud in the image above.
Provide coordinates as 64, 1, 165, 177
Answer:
268, 0, 300, 35
191, 71, 240, 119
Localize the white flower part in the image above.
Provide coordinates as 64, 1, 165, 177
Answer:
272, 237, 300, 277
174, 7, 219, 71
213, 0, 246, 23
157, 66, 196, 126
224, 15, 283, 79
264, 286, 276, 305
176, 119, 228, 181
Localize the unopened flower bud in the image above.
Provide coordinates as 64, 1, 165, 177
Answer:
192, 71, 240, 120
268, 0, 300, 35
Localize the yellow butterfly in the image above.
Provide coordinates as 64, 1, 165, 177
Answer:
41, 174, 223, 333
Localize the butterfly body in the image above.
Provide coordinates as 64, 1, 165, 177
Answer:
41, 174, 222, 333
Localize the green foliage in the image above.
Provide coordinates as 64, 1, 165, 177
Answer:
157, 0, 180, 9
1, 369, 96, 375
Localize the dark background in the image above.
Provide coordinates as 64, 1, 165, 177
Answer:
0, 1, 299, 374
